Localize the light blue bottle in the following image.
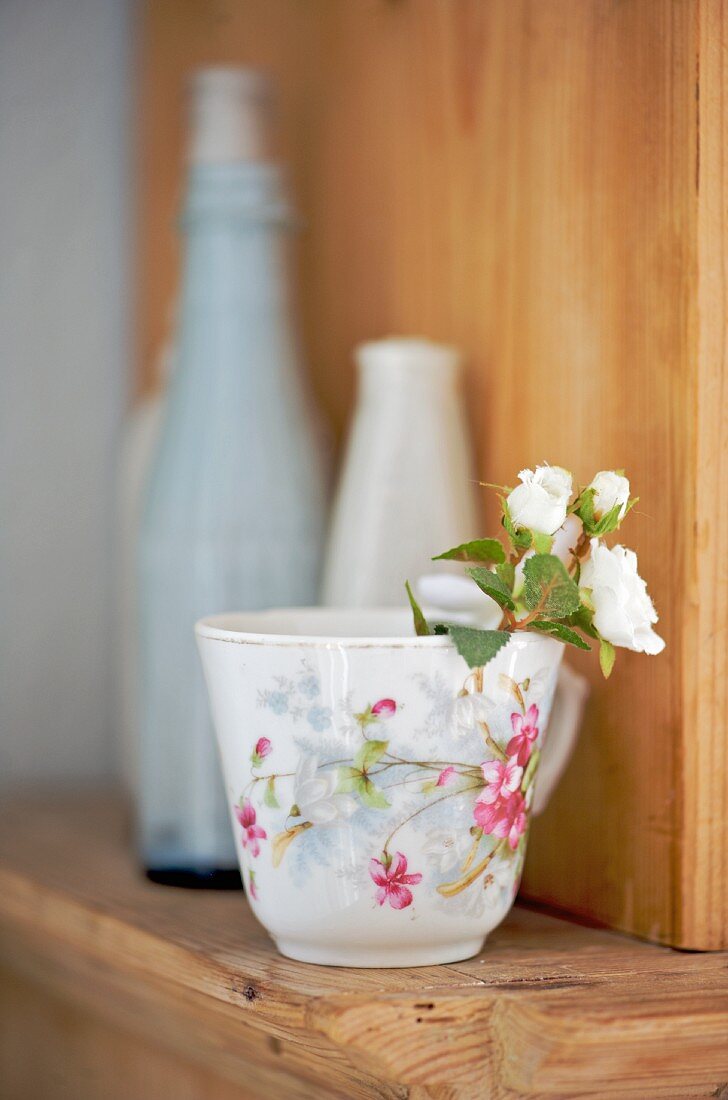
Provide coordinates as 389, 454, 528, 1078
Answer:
137, 69, 328, 884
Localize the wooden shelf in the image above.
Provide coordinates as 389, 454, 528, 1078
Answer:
0, 794, 726, 1099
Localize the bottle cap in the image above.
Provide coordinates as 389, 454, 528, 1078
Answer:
356, 337, 461, 377
188, 67, 274, 164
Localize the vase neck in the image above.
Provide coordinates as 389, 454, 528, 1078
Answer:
356, 338, 461, 403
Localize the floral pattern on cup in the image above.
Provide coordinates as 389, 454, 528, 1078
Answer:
232, 664, 552, 911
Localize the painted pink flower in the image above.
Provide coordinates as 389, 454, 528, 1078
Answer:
473, 790, 528, 850
436, 765, 456, 787
479, 758, 523, 803
255, 737, 271, 759
369, 851, 422, 909
506, 704, 540, 766
235, 799, 267, 857
372, 698, 397, 718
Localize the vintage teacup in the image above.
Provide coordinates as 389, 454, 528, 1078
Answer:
196, 608, 587, 967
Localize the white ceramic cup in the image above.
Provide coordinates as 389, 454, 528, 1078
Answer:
196, 608, 586, 968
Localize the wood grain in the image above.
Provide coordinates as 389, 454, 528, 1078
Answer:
0, 794, 727, 1099
136, 1, 728, 947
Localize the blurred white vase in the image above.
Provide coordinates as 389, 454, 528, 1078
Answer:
321, 337, 478, 606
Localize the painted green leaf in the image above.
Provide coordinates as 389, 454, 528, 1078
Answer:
523, 554, 580, 616
521, 747, 540, 792
263, 776, 279, 808
337, 765, 362, 793
448, 626, 511, 669
432, 538, 506, 565
358, 777, 390, 810
405, 580, 430, 636
467, 566, 515, 610
354, 739, 388, 771
599, 638, 616, 678
529, 620, 591, 650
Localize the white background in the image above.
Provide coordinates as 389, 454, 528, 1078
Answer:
0, 0, 131, 787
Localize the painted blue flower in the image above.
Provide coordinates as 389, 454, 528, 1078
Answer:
266, 691, 289, 715
298, 674, 320, 699
306, 705, 331, 732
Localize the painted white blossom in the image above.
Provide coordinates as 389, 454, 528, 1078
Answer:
588, 470, 630, 521
507, 464, 573, 535
450, 691, 493, 738
423, 829, 472, 874
580, 540, 665, 654
483, 858, 517, 913
293, 756, 357, 826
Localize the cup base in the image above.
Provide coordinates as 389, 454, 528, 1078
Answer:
274, 936, 486, 968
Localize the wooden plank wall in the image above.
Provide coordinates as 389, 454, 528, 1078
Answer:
137, 0, 728, 949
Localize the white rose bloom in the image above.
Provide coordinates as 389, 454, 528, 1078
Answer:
506, 464, 573, 535
580, 540, 665, 655
589, 470, 630, 520
293, 756, 357, 826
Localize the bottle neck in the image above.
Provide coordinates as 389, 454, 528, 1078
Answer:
181, 161, 293, 230
357, 359, 460, 407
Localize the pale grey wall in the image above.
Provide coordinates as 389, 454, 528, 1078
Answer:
0, 0, 131, 786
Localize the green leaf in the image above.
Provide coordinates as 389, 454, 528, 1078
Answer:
523, 554, 580, 617
591, 502, 623, 536
574, 487, 596, 530
448, 626, 511, 669
575, 489, 637, 536
501, 497, 533, 551
529, 620, 591, 650
466, 566, 515, 610
263, 776, 279, 808
433, 538, 506, 565
337, 766, 362, 793
358, 777, 390, 810
405, 580, 430, 636
354, 739, 389, 771
495, 561, 516, 591
565, 603, 599, 639
532, 531, 553, 554
600, 638, 616, 678
433, 622, 451, 635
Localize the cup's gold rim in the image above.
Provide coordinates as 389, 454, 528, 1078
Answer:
194, 609, 561, 653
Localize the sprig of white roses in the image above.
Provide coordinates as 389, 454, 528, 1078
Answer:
406, 464, 664, 678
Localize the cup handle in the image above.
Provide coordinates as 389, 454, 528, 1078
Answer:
532, 662, 590, 816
